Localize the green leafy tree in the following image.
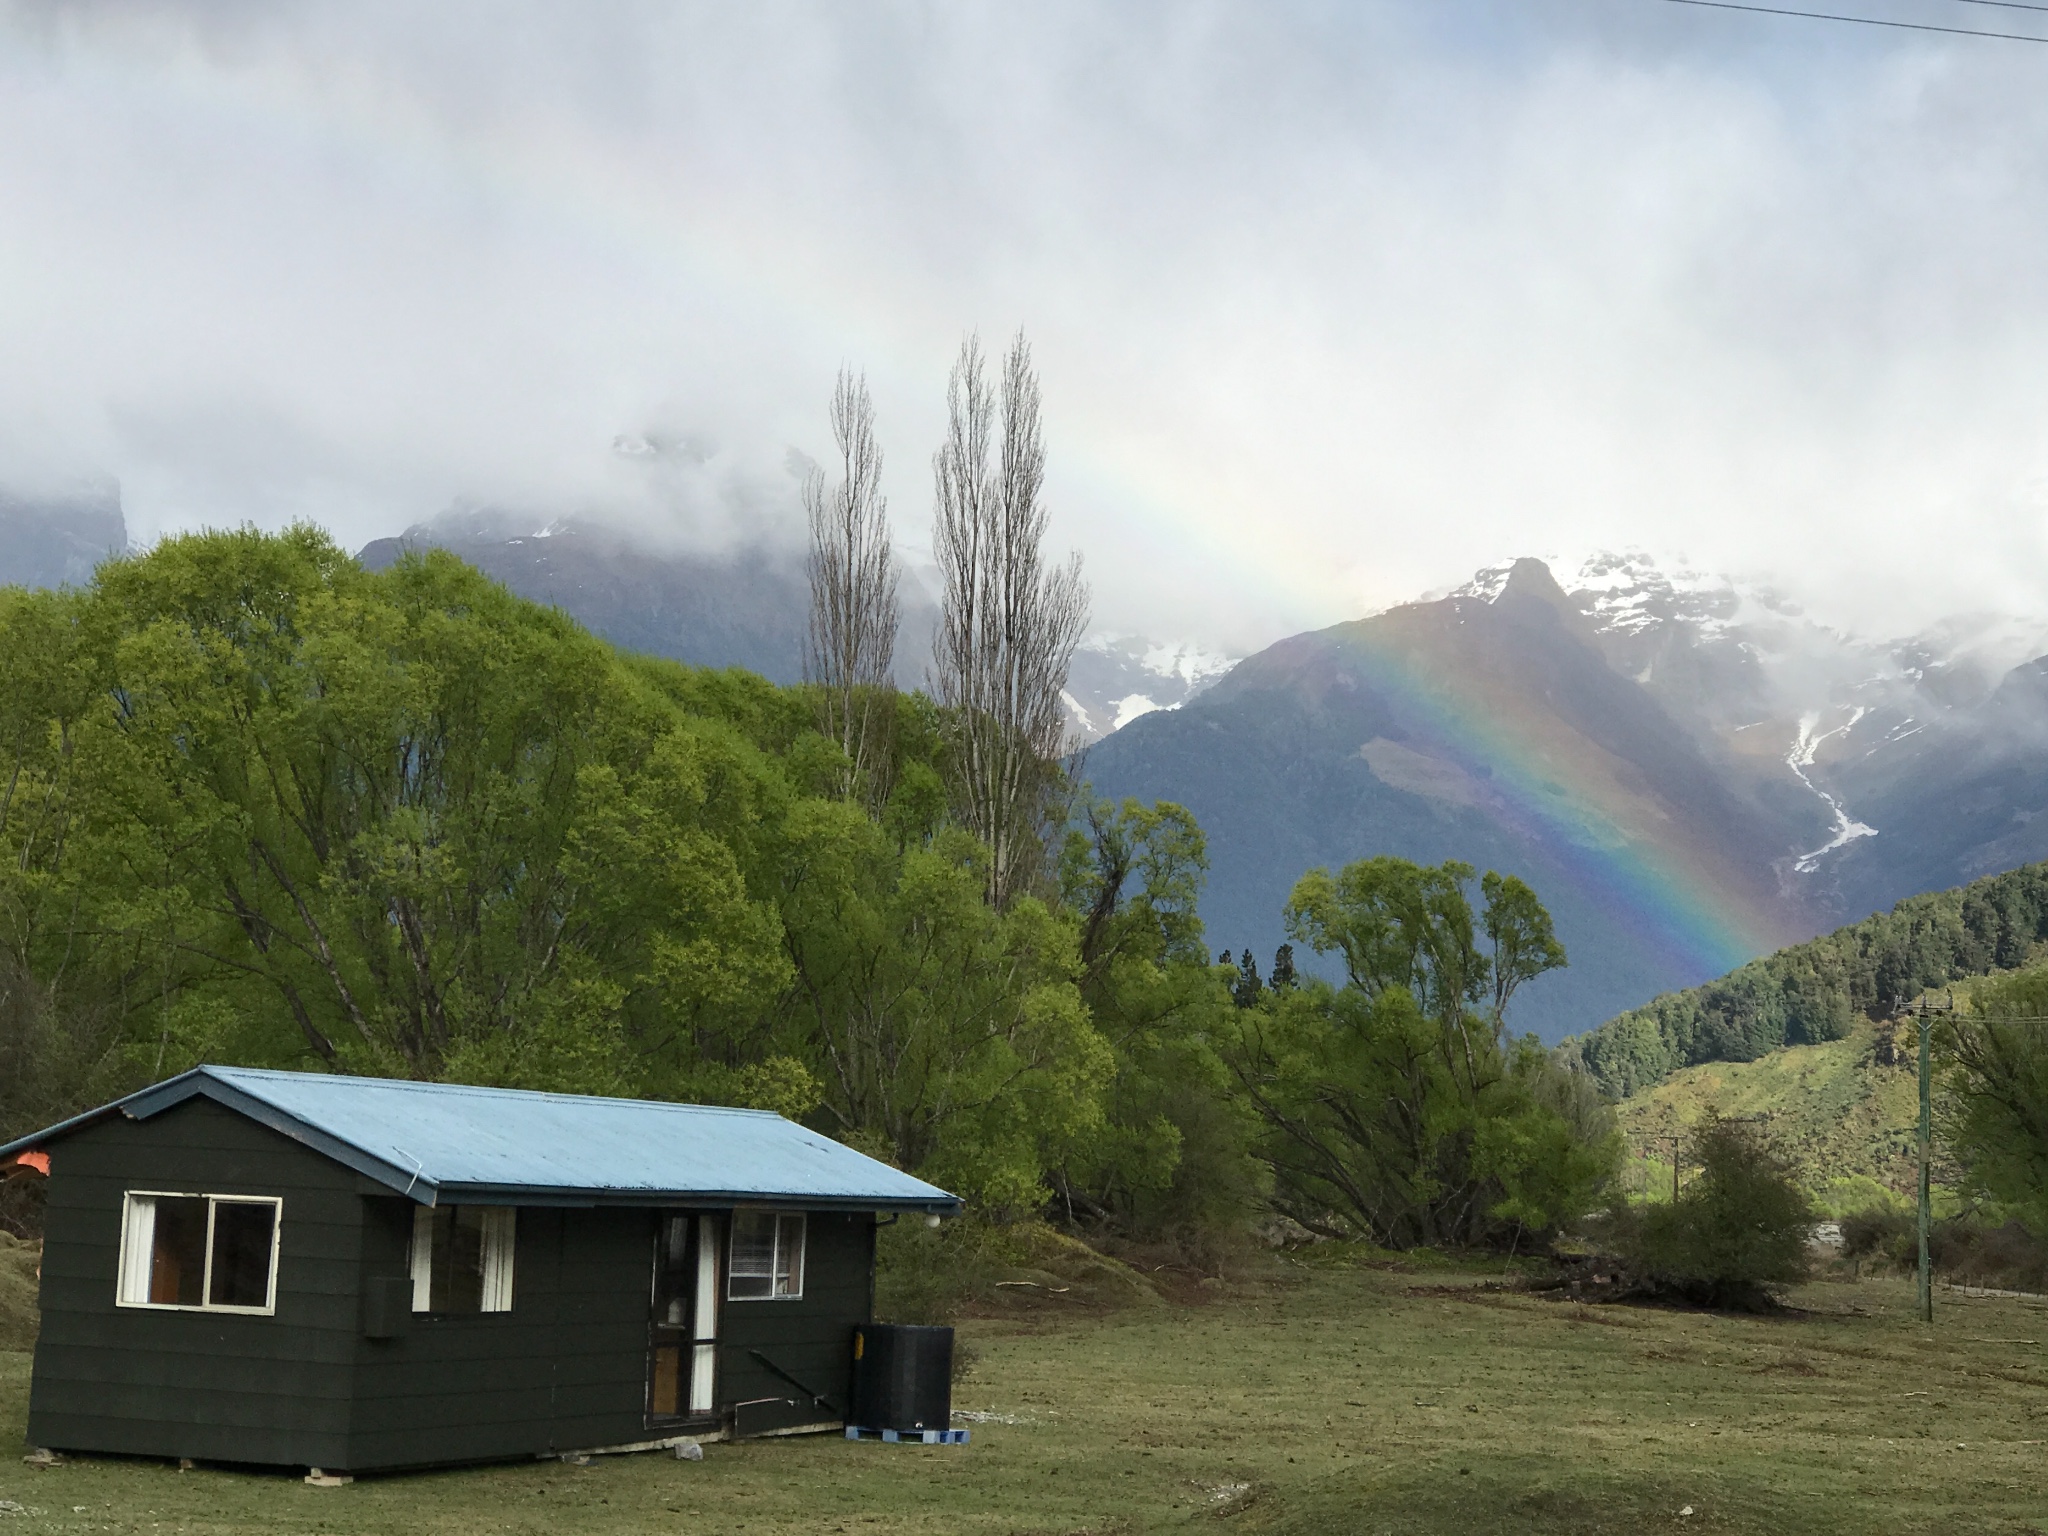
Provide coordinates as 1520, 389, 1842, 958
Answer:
75, 529, 791, 1091
1946, 967, 2048, 1234
1625, 1117, 1814, 1307
0, 584, 173, 1140
771, 795, 1110, 1215
1228, 856, 1612, 1247
0, 526, 1263, 1245
1053, 797, 1263, 1244
1482, 870, 1567, 1022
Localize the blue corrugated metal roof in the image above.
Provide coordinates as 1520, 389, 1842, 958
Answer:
0, 1066, 960, 1212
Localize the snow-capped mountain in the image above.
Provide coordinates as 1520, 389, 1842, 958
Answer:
1083, 549, 2048, 1038
1064, 635, 1238, 744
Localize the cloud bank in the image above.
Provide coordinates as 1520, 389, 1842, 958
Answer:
4, 0, 2047, 649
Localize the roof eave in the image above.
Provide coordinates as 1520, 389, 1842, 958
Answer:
0, 1066, 219, 1166
430, 1182, 963, 1214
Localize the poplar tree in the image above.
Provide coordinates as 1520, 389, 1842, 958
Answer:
930, 331, 1088, 908
802, 367, 900, 805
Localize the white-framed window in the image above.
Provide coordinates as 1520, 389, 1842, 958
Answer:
115, 1192, 282, 1314
409, 1206, 516, 1314
727, 1210, 804, 1301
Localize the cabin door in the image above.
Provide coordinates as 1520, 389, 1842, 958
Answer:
648, 1212, 721, 1421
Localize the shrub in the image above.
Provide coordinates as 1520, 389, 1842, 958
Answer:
0, 1172, 45, 1241
1930, 1218, 2048, 1293
1625, 1118, 1814, 1309
1840, 1205, 1914, 1270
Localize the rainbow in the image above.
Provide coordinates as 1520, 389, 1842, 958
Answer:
1297, 605, 1794, 991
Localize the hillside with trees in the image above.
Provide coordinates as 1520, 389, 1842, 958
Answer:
1566, 860, 2048, 1099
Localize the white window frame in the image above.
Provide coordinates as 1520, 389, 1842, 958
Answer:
409, 1205, 517, 1315
726, 1209, 805, 1302
114, 1191, 283, 1316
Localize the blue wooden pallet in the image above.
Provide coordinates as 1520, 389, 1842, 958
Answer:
844, 1425, 969, 1445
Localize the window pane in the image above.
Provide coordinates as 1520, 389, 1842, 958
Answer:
149, 1197, 207, 1306
479, 1209, 516, 1313
777, 1215, 804, 1298
430, 1207, 487, 1314
728, 1211, 801, 1300
729, 1212, 774, 1294
208, 1201, 276, 1308
118, 1196, 157, 1305
652, 1215, 692, 1328
410, 1206, 434, 1312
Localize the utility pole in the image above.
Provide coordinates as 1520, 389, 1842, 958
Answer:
1918, 1002, 1933, 1325
1897, 995, 1953, 1326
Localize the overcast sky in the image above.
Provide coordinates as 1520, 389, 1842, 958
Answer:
4, 0, 2048, 651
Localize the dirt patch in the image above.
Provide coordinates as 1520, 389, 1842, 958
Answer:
1754, 1356, 1823, 1377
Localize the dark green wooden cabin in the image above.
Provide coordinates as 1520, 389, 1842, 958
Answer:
0, 1067, 958, 1474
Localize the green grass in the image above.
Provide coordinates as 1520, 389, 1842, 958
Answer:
7, 1259, 2048, 1534
0, 1235, 36, 1353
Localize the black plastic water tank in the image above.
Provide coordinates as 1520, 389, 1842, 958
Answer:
849, 1324, 953, 1432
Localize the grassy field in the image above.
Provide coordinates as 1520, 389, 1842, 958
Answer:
6, 1255, 2048, 1535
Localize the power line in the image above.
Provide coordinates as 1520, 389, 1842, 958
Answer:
1952, 1, 2048, 16
1655, 0, 2048, 42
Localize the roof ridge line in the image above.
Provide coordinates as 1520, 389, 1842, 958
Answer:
200, 1065, 783, 1117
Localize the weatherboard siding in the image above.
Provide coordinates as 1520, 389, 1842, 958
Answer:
717, 1211, 872, 1422
27, 1097, 363, 1467
343, 1203, 652, 1468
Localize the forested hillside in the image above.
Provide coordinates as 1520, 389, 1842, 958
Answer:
1566, 861, 2048, 1098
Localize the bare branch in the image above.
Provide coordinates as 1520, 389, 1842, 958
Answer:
930, 330, 1090, 907
804, 367, 901, 807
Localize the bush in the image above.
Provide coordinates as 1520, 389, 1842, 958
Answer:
1840, 1205, 1914, 1269
0, 1172, 45, 1241
1838, 1206, 2048, 1293
1623, 1119, 1815, 1309
1931, 1218, 2048, 1292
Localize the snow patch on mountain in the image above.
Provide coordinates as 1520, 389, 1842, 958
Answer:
1065, 634, 1240, 743
1448, 565, 1515, 604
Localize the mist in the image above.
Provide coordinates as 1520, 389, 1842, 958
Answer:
5, 1, 2048, 651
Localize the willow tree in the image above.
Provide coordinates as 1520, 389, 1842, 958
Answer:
802, 367, 901, 805
930, 331, 1089, 908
